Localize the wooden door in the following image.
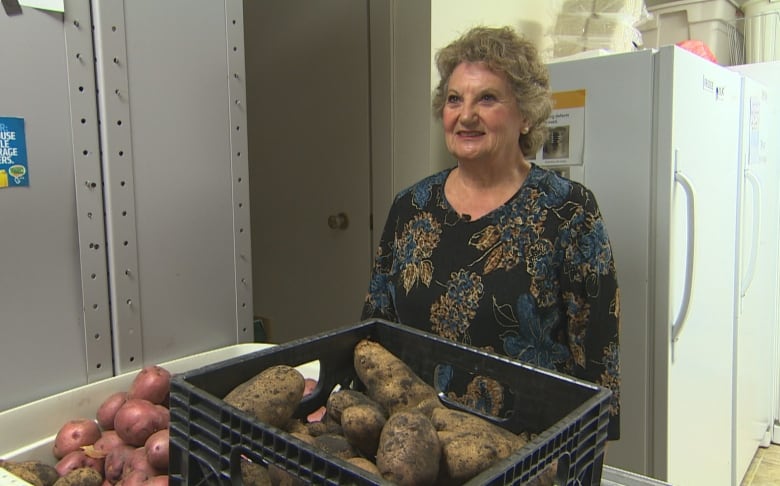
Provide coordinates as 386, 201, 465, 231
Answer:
245, 0, 373, 343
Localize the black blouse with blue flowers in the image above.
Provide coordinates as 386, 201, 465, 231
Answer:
361, 164, 621, 439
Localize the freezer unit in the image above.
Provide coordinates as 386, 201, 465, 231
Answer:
544, 46, 744, 485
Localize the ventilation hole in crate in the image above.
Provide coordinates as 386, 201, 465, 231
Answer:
433, 362, 516, 422
556, 451, 571, 484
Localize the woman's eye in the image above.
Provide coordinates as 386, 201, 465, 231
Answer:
480, 94, 497, 102
446, 95, 460, 104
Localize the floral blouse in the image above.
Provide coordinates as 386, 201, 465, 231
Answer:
361, 164, 621, 439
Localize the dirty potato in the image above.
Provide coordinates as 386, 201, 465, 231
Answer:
313, 433, 358, 460
375, 411, 440, 486
0, 460, 58, 486
52, 467, 102, 486
341, 403, 387, 457
431, 407, 528, 483
325, 389, 384, 424
240, 460, 272, 486
353, 339, 438, 415
224, 365, 305, 429
346, 457, 381, 476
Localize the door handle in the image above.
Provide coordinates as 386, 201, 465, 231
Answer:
327, 212, 349, 230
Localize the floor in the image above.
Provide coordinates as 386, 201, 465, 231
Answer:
741, 443, 780, 485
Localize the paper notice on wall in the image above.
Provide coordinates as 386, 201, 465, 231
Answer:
19, 0, 64, 12
0, 117, 30, 189
532, 89, 586, 167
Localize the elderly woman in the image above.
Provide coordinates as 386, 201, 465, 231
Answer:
361, 26, 620, 440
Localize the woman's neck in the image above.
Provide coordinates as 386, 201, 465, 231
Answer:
445, 157, 531, 221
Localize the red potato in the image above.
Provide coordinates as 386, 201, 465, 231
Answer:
55, 449, 105, 477
115, 471, 169, 486
143, 476, 169, 486
303, 378, 318, 396
113, 399, 167, 446
127, 365, 171, 405
97, 392, 128, 430
53, 418, 102, 459
307, 406, 327, 423
122, 447, 162, 479
94, 430, 127, 456
104, 445, 135, 483
153, 404, 170, 429
115, 469, 150, 486
144, 429, 169, 471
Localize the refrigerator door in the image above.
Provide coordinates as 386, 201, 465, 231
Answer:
728, 62, 780, 480
653, 46, 742, 485
546, 50, 656, 476
735, 75, 776, 484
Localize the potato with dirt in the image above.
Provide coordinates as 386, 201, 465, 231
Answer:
240, 460, 272, 486
346, 457, 381, 477
375, 411, 441, 486
312, 433, 358, 460
353, 339, 438, 415
431, 407, 528, 483
0, 460, 58, 486
325, 389, 384, 424
223, 365, 305, 429
52, 467, 102, 486
340, 403, 387, 456
52, 418, 102, 459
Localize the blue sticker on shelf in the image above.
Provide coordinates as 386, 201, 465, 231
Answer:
0, 117, 29, 189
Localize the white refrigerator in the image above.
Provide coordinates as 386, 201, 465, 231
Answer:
729, 61, 780, 479
542, 46, 743, 485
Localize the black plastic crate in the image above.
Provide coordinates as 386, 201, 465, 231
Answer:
168, 319, 612, 485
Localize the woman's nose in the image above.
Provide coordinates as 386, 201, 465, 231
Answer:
460, 104, 478, 124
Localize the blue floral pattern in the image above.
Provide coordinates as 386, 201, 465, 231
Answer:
361, 164, 621, 439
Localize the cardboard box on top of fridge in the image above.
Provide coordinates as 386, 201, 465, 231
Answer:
550, 0, 646, 59
0, 343, 322, 466
638, 0, 744, 65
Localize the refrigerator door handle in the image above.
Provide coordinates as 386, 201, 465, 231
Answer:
672, 170, 695, 345
740, 170, 761, 298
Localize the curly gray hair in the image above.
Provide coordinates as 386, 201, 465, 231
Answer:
432, 26, 552, 157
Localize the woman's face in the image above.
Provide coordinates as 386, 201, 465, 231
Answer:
442, 62, 526, 165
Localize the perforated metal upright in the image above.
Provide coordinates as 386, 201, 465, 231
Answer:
0, 0, 113, 411
91, 0, 253, 372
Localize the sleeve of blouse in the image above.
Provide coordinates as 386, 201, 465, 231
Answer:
360, 199, 399, 322
561, 185, 621, 440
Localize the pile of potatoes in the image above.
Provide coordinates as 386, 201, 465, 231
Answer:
224, 339, 556, 486
1, 365, 172, 486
